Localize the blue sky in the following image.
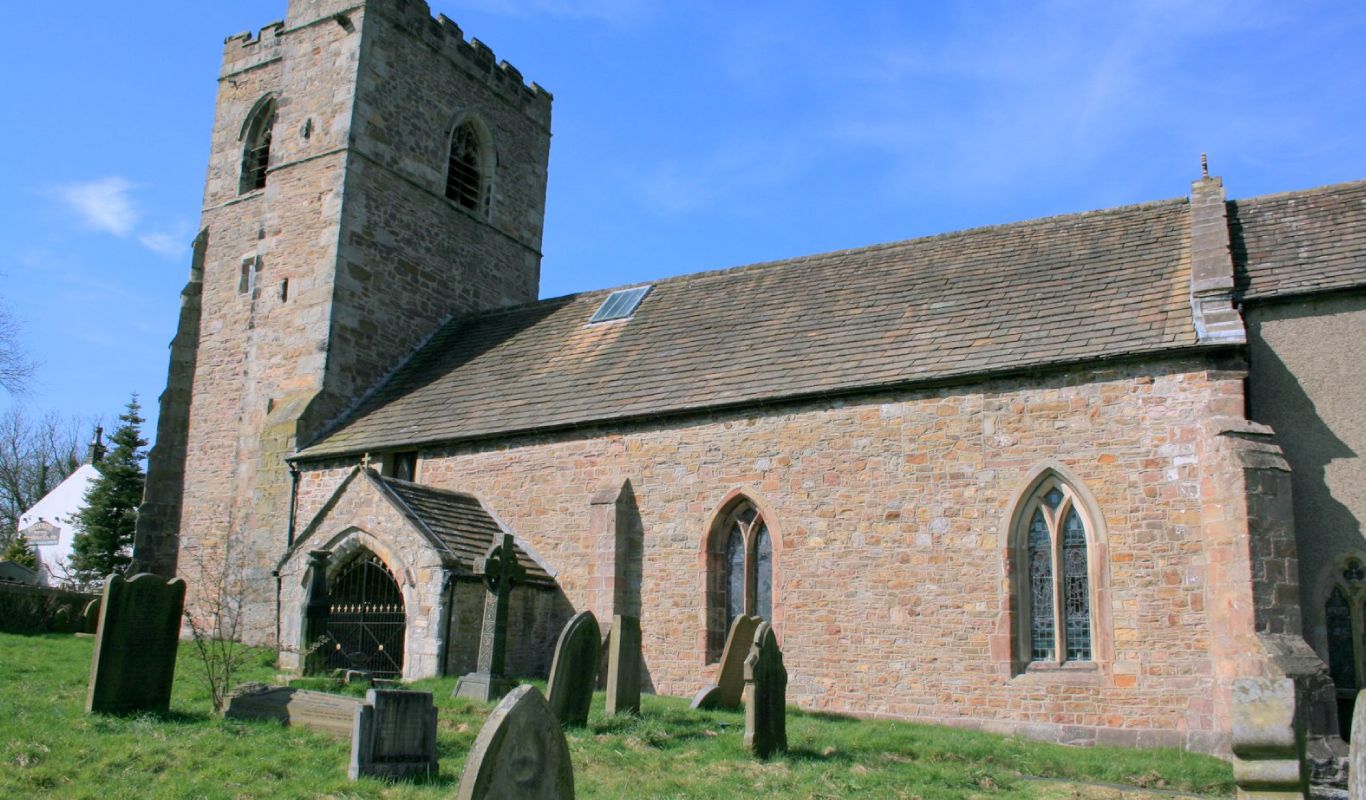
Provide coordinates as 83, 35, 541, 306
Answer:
2, 0, 1364, 441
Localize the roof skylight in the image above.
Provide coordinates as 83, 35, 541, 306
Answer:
589, 285, 651, 323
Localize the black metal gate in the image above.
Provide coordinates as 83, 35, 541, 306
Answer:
323, 553, 405, 677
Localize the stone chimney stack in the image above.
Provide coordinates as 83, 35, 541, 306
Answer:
84, 426, 105, 465
1188, 174, 1247, 345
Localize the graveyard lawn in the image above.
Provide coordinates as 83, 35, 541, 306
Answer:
0, 633, 1235, 800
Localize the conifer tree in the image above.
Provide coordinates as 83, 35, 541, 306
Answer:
70, 397, 146, 585
2, 533, 37, 570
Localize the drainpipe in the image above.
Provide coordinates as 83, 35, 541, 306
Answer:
272, 570, 281, 650
286, 462, 301, 548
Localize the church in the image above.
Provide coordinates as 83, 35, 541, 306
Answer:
132, 0, 1366, 755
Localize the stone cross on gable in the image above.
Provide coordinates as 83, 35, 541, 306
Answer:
453, 534, 526, 703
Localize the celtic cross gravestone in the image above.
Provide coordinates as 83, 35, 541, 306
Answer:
453, 534, 527, 702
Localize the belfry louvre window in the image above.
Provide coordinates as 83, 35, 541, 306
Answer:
1022, 483, 1093, 664
706, 498, 773, 662
446, 122, 485, 211
240, 99, 276, 194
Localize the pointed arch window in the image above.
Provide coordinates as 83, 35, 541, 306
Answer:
1019, 481, 1094, 666
240, 97, 276, 194
1323, 555, 1366, 739
446, 120, 490, 214
705, 498, 774, 662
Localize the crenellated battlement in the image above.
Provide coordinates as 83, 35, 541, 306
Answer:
221, 21, 285, 77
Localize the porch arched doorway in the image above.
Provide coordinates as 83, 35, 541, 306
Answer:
323, 551, 406, 677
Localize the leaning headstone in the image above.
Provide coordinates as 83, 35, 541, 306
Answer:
546, 611, 601, 727
605, 615, 641, 716
689, 614, 762, 711
225, 684, 366, 739
456, 684, 574, 800
349, 689, 439, 781
1231, 678, 1308, 799
1349, 691, 1366, 800
743, 621, 788, 759
82, 598, 101, 634
85, 573, 187, 715
454, 534, 527, 703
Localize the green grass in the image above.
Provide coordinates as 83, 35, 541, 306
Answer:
0, 632, 1234, 799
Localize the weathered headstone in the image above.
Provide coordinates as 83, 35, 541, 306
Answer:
225, 684, 366, 739
85, 573, 187, 715
349, 689, 439, 781
82, 598, 101, 634
1231, 678, 1308, 800
454, 534, 527, 703
456, 684, 574, 800
605, 614, 641, 716
743, 621, 788, 759
1349, 691, 1366, 800
689, 614, 762, 710
546, 611, 601, 727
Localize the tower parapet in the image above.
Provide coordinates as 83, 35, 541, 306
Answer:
221, 22, 286, 77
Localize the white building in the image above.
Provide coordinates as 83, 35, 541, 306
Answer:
17, 433, 104, 587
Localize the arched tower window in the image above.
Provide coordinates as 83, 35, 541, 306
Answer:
705, 497, 774, 662
240, 97, 276, 194
1016, 478, 1095, 666
446, 119, 491, 214
1322, 555, 1366, 738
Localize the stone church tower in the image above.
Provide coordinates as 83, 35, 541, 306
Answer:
134, 0, 552, 634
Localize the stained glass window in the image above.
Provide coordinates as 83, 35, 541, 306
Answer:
725, 527, 744, 634
1062, 508, 1091, 661
1028, 508, 1055, 661
1326, 587, 1357, 691
755, 523, 772, 622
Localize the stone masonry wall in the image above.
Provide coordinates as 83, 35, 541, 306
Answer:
294, 356, 1268, 751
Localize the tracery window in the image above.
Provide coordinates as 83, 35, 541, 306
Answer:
706, 498, 773, 662
446, 121, 488, 213
240, 98, 276, 194
1019, 480, 1093, 665
1323, 555, 1366, 739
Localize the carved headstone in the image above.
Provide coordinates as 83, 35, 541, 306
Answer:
1350, 691, 1366, 800
743, 621, 788, 759
456, 684, 574, 800
1231, 678, 1308, 800
454, 534, 527, 703
85, 573, 187, 715
689, 614, 762, 711
225, 684, 366, 739
349, 689, 439, 781
605, 615, 641, 716
546, 611, 601, 727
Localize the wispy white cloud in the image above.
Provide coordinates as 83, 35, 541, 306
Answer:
138, 230, 190, 259
54, 177, 140, 237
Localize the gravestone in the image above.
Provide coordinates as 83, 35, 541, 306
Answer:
605, 615, 641, 716
456, 684, 574, 800
689, 614, 762, 711
1350, 690, 1366, 800
349, 689, 439, 781
546, 611, 601, 727
743, 621, 788, 759
85, 573, 187, 715
454, 534, 526, 703
225, 684, 366, 739
82, 598, 101, 634
1230, 678, 1308, 800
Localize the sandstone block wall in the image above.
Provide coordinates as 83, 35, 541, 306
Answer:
294, 356, 1274, 750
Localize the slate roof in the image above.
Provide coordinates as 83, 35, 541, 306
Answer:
1232, 178, 1366, 301
301, 196, 1203, 458
378, 476, 554, 584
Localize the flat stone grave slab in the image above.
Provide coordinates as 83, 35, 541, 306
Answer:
456, 684, 574, 800
86, 573, 186, 715
546, 611, 600, 727
350, 688, 439, 781
690, 614, 761, 711
225, 684, 366, 739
